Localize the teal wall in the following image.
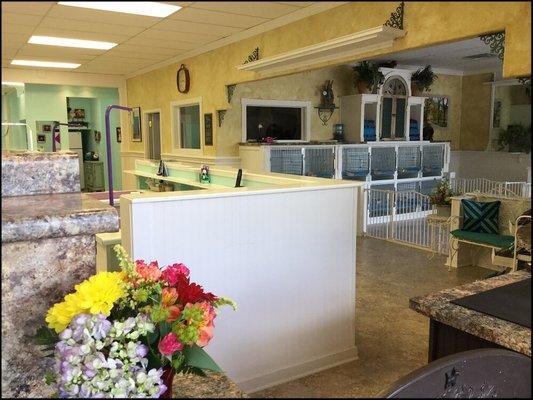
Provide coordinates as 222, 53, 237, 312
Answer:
2, 87, 27, 151
24, 84, 122, 190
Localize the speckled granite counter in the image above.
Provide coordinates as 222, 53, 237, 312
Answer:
1, 152, 80, 197
2, 192, 118, 243
173, 371, 247, 398
410, 270, 531, 357
1, 192, 119, 397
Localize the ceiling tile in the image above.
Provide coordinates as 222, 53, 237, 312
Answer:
124, 36, 196, 51
135, 29, 221, 44
161, 2, 195, 6
38, 16, 147, 36
32, 27, 131, 44
1, 1, 54, 16
1, 23, 36, 35
169, 7, 269, 28
275, 2, 315, 6
2, 12, 43, 27
2, 32, 32, 46
91, 55, 167, 66
111, 43, 181, 57
189, 2, 300, 19
47, 4, 161, 28
153, 19, 241, 36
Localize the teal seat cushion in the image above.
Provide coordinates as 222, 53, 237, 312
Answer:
461, 199, 500, 234
451, 229, 514, 249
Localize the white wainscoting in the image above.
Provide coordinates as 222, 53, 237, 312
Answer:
121, 186, 358, 392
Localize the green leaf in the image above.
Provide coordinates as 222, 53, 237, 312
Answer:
147, 348, 163, 369
182, 366, 207, 377
183, 345, 222, 372
33, 325, 59, 347
147, 330, 159, 345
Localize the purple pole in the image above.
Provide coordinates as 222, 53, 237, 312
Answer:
105, 105, 132, 206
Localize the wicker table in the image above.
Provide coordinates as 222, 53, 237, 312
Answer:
426, 214, 451, 256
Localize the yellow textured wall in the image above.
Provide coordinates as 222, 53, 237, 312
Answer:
459, 73, 493, 150
125, 1, 531, 157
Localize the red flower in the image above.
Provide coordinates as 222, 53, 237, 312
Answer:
158, 333, 183, 356
161, 263, 190, 286
174, 274, 217, 304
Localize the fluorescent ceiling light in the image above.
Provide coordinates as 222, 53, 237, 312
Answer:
11, 60, 80, 69
58, 2, 181, 18
29, 35, 117, 50
2, 81, 25, 86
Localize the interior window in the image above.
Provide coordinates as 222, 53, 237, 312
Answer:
381, 77, 408, 140
174, 104, 200, 149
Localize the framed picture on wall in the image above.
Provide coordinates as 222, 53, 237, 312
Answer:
424, 96, 449, 128
116, 127, 122, 143
204, 113, 213, 146
131, 107, 142, 142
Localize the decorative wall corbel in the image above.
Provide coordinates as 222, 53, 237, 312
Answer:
384, 2, 404, 30
217, 109, 227, 127
226, 84, 236, 103
243, 47, 259, 64
479, 31, 505, 61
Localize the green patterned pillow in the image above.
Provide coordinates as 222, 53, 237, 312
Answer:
461, 199, 501, 234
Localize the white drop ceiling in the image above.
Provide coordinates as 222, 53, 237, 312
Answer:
1, 1, 333, 76
371, 38, 503, 76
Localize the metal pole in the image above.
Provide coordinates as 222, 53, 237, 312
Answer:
105, 105, 132, 206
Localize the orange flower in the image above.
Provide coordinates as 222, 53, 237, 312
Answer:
162, 287, 178, 307
166, 305, 182, 323
135, 260, 161, 282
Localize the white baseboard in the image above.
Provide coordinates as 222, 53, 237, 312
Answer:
239, 347, 358, 394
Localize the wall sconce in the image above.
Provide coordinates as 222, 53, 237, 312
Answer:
315, 105, 338, 126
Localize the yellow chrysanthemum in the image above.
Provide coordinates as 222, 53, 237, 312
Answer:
45, 272, 126, 333
74, 272, 125, 315
45, 293, 83, 333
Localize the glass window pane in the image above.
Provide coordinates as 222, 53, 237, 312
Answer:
381, 98, 393, 139
178, 105, 200, 149
395, 98, 406, 138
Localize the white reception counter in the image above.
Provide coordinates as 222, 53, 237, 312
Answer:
120, 160, 362, 392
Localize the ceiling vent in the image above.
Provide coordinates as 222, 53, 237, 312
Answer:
462, 53, 497, 60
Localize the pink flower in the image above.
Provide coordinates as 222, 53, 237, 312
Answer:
135, 260, 161, 282
158, 333, 183, 356
196, 302, 217, 347
161, 263, 190, 286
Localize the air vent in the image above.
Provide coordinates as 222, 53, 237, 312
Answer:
462, 53, 497, 60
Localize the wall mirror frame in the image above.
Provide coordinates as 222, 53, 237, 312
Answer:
131, 106, 142, 142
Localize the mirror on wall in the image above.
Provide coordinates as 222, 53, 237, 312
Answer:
490, 82, 531, 152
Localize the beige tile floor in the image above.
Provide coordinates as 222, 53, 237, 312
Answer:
252, 237, 490, 398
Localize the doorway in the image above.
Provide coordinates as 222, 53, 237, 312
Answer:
145, 111, 161, 160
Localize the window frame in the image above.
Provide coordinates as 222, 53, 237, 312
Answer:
241, 98, 311, 143
170, 97, 203, 156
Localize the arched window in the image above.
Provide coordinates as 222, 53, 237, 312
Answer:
381, 77, 408, 96
381, 76, 408, 139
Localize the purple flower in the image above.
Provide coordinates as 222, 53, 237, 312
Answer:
136, 344, 148, 358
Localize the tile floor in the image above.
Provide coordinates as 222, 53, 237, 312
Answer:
252, 237, 490, 398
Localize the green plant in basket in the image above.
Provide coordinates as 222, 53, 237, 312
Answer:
429, 179, 460, 206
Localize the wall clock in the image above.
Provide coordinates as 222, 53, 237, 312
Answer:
177, 64, 190, 93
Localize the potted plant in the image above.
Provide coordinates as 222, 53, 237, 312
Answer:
429, 179, 460, 217
411, 65, 438, 95
353, 61, 384, 94
496, 124, 531, 153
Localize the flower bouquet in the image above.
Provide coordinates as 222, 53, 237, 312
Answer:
35, 245, 236, 398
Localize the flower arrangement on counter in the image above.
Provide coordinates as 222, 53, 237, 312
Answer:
35, 245, 236, 398
429, 178, 460, 206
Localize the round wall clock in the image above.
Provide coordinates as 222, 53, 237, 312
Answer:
177, 64, 190, 93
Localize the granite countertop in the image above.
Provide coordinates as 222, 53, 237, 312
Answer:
172, 371, 247, 398
239, 141, 341, 146
410, 270, 531, 356
1, 192, 119, 243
